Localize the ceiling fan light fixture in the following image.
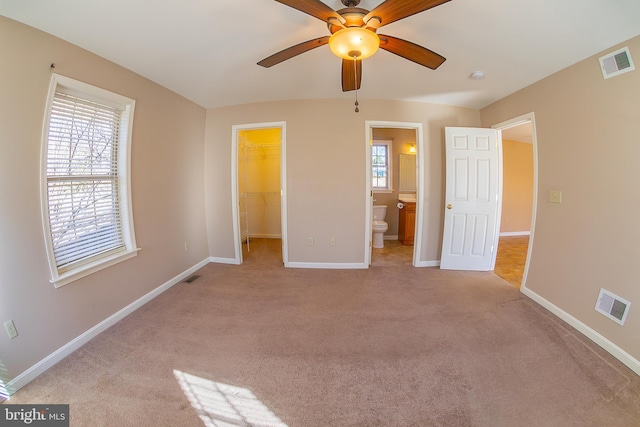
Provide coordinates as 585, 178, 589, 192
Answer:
329, 27, 380, 60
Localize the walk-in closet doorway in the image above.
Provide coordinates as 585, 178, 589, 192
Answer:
232, 122, 288, 265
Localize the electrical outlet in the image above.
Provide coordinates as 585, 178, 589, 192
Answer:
308, 237, 314, 246
4, 320, 18, 339
330, 237, 336, 246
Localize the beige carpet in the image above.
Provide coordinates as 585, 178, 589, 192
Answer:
4, 239, 640, 426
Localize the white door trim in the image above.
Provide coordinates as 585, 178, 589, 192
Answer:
491, 112, 538, 289
364, 121, 424, 267
231, 122, 288, 265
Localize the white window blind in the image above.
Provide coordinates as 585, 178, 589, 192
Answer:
46, 90, 125, 272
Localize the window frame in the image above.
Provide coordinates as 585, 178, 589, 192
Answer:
41, 74, 138, 287
372, 140, 393, 193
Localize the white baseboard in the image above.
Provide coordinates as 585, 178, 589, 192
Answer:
499, 231, 531, 237
209, 256, 240, 265
285, 262, 368, 269
521, 286, 640, 376
415, 260, 440, 267
248, 234, 282, 239
383, 235, 399, 240
5, 258, 211, 396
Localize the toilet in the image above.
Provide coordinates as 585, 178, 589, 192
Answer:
372, 205, 389, 249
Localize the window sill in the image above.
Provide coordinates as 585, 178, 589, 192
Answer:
51, 248, 141, 288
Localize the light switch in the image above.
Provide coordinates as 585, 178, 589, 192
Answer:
550, 190, 563, 204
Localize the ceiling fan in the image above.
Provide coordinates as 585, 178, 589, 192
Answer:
258, 0, 451, 92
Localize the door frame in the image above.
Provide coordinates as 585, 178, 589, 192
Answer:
491, 112, 538, 289
231, 121, 288, 265
365, 121, 424, 266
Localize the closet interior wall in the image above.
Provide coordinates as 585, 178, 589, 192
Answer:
238, 129, 282, 246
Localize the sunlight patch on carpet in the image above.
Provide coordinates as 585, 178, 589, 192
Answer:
0, 358, 11, 399
174, 369, 288, 427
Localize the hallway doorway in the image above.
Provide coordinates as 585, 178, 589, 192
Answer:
493, 115, 537, 288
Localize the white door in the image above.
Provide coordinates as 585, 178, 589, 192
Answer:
440, 127, 500, 270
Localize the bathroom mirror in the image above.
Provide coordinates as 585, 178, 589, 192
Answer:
399, 153, 416, 192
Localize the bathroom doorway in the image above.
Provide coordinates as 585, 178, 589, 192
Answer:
232, 122, 288, 265
365, 121, 424, 267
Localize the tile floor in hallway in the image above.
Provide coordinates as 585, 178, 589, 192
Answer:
494, 235, 529, 288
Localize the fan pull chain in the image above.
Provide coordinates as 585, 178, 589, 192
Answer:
353, 56, 359, 113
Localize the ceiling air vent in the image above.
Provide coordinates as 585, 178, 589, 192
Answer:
595, 288, 631, 325
599, 46, 634, 79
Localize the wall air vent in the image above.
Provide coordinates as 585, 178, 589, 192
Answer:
595, 288, 631, 325
599, 46, 634, 79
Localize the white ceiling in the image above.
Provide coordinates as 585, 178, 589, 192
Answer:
2, 0, 640, 110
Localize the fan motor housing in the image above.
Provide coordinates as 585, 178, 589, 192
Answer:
328, 8, 369, 33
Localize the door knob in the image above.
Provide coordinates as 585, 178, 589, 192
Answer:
446, 204, 452, 209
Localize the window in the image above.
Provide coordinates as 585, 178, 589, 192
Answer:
42, 74, 138, 287
372, 140, 392, 191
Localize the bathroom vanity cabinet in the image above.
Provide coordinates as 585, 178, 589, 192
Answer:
398, 200, 416, 246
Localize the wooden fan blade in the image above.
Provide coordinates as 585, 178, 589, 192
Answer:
275, 0, 345, 24
378, 34, 446, 70
342, 58, 362, 92
364, 0, 451, 28
258, 36, 330, 68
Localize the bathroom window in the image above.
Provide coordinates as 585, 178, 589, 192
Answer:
372, 140, 392, 191
41, 74, 138, 287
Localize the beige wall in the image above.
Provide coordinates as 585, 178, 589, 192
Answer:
205, 100, 480, 265
0, 17, 208, 385
3, 12, 638, 394
372, 128, 418, 237
481, 35, 640, 363
501, 139, 534, 233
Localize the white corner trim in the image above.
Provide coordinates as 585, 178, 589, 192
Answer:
285, 262, 368, 269
521, 286, 640, 376
5, 258, 211, 396
209, 256, 241, 265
